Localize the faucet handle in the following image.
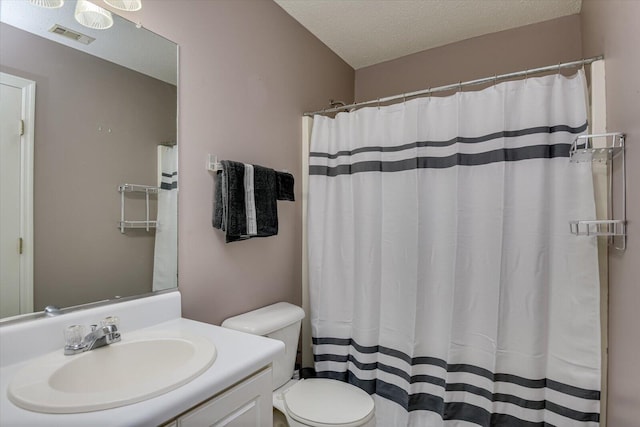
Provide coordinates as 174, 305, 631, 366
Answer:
64, 325, 87, 350
101, 316, 120, 330
101, 316, 121, 344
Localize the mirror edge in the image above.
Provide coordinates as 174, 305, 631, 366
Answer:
0, 289, 180, 327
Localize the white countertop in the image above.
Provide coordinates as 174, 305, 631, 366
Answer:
0, 292, 284, 426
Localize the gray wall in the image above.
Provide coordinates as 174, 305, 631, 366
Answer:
109, 0, 354, 325
581, 1, 640, 425
0, 23, 177, 310
354, 14, 582, 102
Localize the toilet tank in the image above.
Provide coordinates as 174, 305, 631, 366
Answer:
221, 302, 305, 390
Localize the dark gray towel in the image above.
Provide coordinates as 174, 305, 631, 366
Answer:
213, 161, 246, 241
212, 169, 225, 230
212, 160, 278, 243
276, 171, 295, 201
252, 165, 278, 237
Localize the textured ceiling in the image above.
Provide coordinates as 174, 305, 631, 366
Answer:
274, 0, 582, 70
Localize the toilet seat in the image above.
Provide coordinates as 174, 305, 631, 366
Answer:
283, 379, 375, 427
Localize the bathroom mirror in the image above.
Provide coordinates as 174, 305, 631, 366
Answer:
0, 0, 178, 321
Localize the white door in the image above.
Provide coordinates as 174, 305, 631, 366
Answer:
0, 73, 35, 318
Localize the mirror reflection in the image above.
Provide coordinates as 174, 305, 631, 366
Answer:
0, 0, 178, 320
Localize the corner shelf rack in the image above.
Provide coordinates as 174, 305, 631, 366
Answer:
568, 132, 626, 250
118, 184, 158, 233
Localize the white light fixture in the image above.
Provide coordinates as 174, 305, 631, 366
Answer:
28, 0, 64, 8
75, 0, 113, 30
103, 0, 141, 11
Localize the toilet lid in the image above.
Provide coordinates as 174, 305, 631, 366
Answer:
284, 379, 374, 427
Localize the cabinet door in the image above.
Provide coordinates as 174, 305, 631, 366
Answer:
178, 368, 273, 427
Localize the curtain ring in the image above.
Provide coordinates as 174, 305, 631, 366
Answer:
557, 62, 562, 74
403, 93, 407, 104
494, 73, 498, 87
458, 81, 462, 93
377, 98, 380, 109
525, 68, 528, 83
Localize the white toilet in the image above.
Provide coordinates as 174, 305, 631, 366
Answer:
222, 302, 375, 427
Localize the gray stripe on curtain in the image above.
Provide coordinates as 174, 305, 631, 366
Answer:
160, 171, 178, 190
313, 337, 600, 400
316, 370, 599, 424
309, 122, 588, 159
310, 143, 572, 176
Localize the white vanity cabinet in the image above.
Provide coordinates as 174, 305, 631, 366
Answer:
164, 367, 273, 427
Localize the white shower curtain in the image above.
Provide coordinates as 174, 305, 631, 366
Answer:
308, 71, 601, 426
153, 145, 177, 291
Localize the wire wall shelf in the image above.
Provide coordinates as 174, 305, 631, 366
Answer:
118, 184, 158, 233
569, 220, 626, 237
570, 132, 625, 163
118, 184, 159, 194
569, 133, 627, 250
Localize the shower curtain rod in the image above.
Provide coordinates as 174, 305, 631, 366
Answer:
304, 55, 604, 117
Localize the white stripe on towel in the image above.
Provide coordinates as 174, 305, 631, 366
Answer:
243, 164, 257, 235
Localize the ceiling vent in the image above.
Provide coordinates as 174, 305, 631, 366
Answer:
48, 24, 95, 45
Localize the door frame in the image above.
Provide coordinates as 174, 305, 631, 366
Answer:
1, 72, 35, 314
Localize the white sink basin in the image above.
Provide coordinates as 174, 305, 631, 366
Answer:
7, 333, 217, 413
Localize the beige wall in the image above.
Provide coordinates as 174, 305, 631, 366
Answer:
0, 23, 176, 311
110, 0, 354, 325
581, 1, 640, 425
355, 14, 582, 102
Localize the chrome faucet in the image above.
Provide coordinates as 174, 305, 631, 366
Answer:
64, 317, 121, 355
